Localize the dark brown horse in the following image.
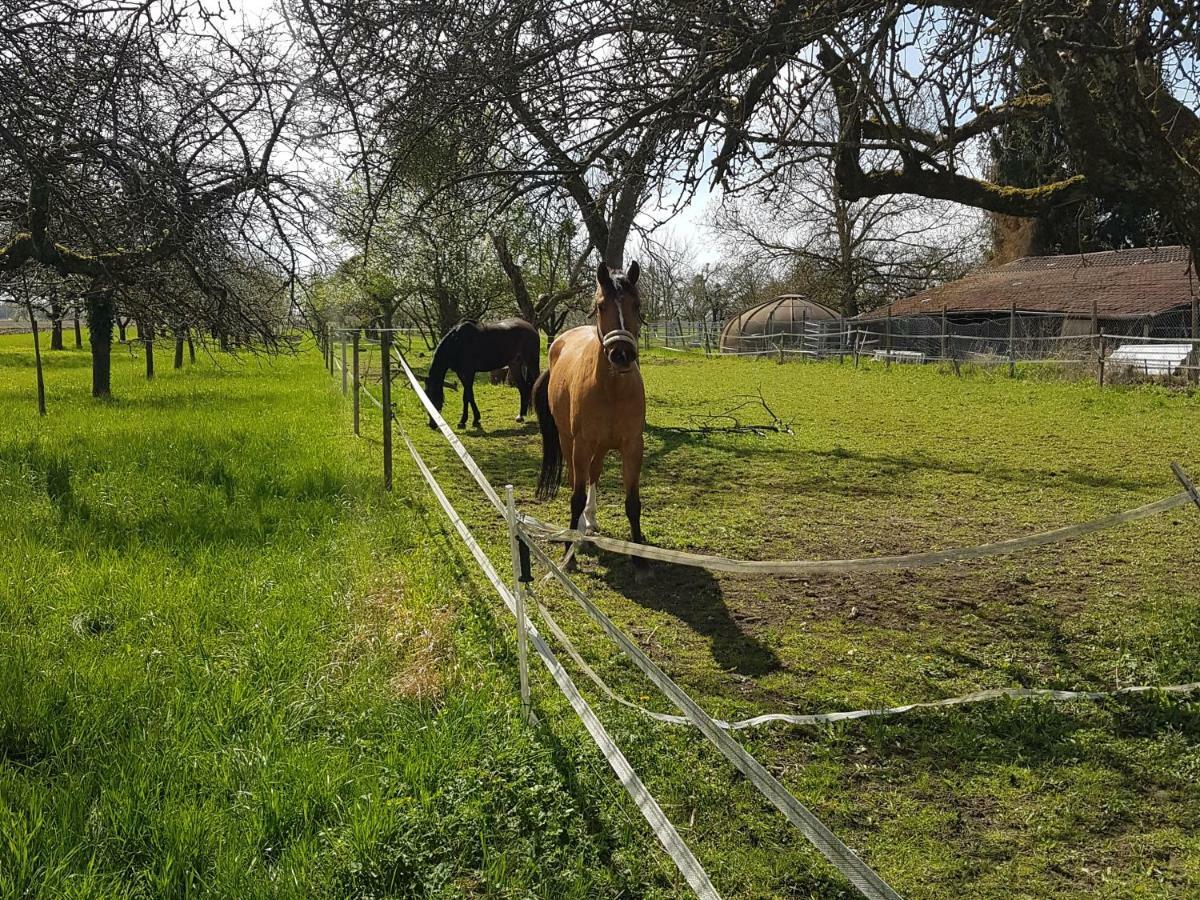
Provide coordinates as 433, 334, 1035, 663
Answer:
424, 318, 540, 429
533, 261, 646, 575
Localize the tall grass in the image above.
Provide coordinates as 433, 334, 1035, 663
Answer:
0, 335, 674, 898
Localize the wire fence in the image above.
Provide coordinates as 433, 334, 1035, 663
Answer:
705, 308, 1200, 381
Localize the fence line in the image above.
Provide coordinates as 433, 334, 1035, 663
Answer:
396, 411, 722, 898
530, 600, 1200, 729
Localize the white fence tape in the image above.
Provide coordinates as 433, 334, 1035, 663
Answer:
518, 528, 901, 900
526, 489, 1192, 575
396, 424, 721, 899
529, 608, 1200, 729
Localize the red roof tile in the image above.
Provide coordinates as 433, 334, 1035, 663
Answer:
872, 246, 1198, 319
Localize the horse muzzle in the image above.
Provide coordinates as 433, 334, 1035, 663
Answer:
603, 329, 638, 372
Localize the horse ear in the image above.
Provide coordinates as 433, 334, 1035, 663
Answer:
627, 260, 639, 285
596, 261, 613, 288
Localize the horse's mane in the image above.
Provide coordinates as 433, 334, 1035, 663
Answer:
429, 319, 478, 377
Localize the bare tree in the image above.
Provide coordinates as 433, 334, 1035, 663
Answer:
711, 152, 980, 316
0, 1, 313, 396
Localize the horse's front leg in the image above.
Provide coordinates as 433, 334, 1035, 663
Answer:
565, 442, 590, 571
457, 371, 470, 429
465, 372, 482, 428
621, 437, 649, 582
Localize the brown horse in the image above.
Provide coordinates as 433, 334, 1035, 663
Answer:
533, 261, 646, 575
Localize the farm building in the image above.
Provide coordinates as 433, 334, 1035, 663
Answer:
848, 246, 1200, 366
719, 295, 840, 353
865, 246, 1199, 338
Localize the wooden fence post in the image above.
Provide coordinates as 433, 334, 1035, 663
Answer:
381, 325, 393, 491
341, 334, 348, 395
1008, 300, 1016, 378
352, 330, 361, 437
800, 309, 807, 359
28, 307, 46, 416
144, 322, 155, 380
1097, 338, 1106, 387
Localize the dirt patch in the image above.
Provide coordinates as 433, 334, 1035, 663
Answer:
335, 576, 454, 702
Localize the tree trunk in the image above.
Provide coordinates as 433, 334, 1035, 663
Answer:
188, 332, 196, 363
492, 233, 537, 324
50, 318, 64, 351
143, 321, 155, 379
73, 315, 82, 348
118, 318, 128, 343
28, 305, 46, 416
174, 332, 185, 369
85, 291, 114, 398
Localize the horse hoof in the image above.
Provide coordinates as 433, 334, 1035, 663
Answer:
515, 416, 524, 423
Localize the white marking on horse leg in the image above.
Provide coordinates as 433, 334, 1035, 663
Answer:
582, 483, 599, 535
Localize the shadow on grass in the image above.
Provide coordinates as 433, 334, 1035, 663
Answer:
589, 549, 782, 678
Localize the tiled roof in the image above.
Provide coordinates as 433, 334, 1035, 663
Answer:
874, 246, 1198, 318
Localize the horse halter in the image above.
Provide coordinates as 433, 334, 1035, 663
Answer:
598, 300, 638, 369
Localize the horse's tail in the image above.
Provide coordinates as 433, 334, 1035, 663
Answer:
522, 337, 541, 390
534, 370, 561, 500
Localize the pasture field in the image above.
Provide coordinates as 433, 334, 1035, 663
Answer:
394, 344, 1200, 899
0, 335, 678, 898
2, 332, 1198, 899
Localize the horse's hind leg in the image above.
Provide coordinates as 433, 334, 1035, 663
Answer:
516, 363, 530, 423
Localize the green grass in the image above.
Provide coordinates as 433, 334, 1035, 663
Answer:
4, 334, 1200, 898
0, 335, 682, 898
397, 343, 1200, 899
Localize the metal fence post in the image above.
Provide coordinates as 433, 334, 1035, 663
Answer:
940, 305, 948, 361
352, 330, 361, 436
341, 334, 348, 395
381, 326, 393, 491
506, 485, 532, 722
885, 309, 892, 369
1008, 300, 1017, 378
1192, 292, 1199, 383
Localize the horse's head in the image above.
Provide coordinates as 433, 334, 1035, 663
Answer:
424, 375, 445, 428
593, 260, 641, 373
423, 378, 460, 427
